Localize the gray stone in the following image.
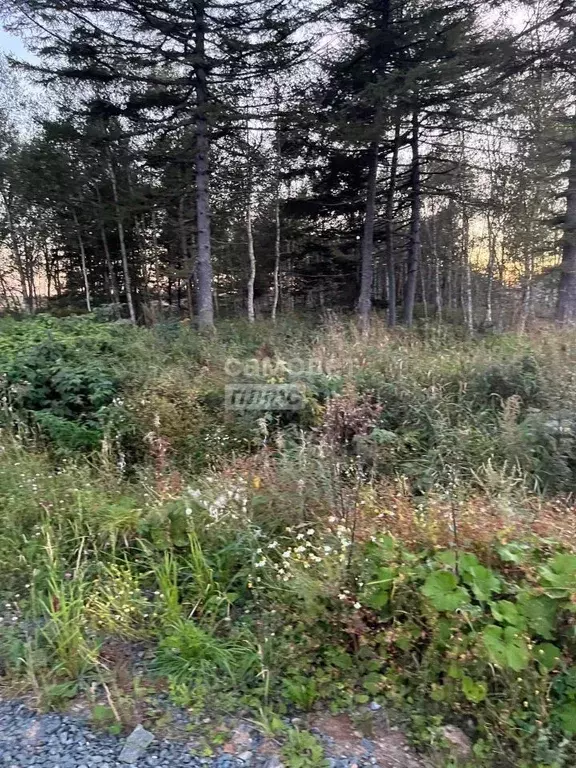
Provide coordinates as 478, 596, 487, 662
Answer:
119, 725, 156, 764
237, 752, 253, 765
263, 757, 284, 768
439, 725, 472, 760
368, 702, 381, 712
42, 719, 61, 736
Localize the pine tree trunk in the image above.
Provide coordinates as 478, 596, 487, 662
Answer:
95, 187, 121, 309
461, 209, 474, 334
518, 247, 534, 333
386, 117, 401, 327
107, 154, 136, 324
271, 128, 281, 323
434, 253, 442, 321
420, 263, 428, 321
358, 140, 379, 331
426, 215, 442, 321
44, 245, 52, 301
2, 191, 30, 313
194, 1, 214, 330
178, 194, 194, 320
246, 189, 256, 323
485, 212, 496, 327
556, 113, 576, 323
72, 209, 92, 313
22, 234, 36, 314
403, 110, 421, 326
151, 209, 162, 298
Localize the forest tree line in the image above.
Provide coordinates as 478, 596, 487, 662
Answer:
0, 0, 574, 330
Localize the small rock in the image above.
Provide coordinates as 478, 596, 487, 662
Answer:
228, 723, 253, 752
368, 702, 381, 712
119, 724, 156, 764
263, 757, 284, 768
237, 751, 253, 765
42, 718, 61, 736
440, 725, 472, 760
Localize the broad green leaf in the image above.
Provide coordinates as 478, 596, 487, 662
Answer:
539, 554, 576, 599
462, 676, 487, 704
497, 542, 529, 564
364, 566, 395, 609
555, 702, 576, 735
421, 571, 468, 612
435, 551, 458, 568
517, 594, 558, 639
463, 564, 501, 601
535, 643, 561, 671
459, 553, 480, 572
437, 618, 455, 644
482, 624, 529, 671
490, 600, 525, 628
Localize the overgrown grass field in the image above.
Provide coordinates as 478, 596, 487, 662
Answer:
0, 314, 575, 767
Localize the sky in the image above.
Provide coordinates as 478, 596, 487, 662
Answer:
0, 28, 30, 59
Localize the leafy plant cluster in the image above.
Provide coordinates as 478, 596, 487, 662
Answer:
0, 315, 136, 452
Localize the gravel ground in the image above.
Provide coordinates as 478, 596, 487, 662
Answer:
0, 697, 428, 768
0, 699, 252, 768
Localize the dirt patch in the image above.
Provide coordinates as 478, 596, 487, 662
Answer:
311, 712, 426, 768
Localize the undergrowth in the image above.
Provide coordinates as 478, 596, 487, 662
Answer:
0, 314, 575, 767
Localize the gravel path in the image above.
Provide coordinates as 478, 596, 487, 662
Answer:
0, 699, 244, 768
0, 698, 427, 768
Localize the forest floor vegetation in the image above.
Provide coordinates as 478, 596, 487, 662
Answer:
0, 314, 575, 768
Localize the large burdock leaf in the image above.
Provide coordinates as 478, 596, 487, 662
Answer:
555, 702, 576, 735
421, 571, 468, 611
539, 554, 576, 599
482, 624, 529, 671
462, 564, 501, 601
490, 600, 525, 628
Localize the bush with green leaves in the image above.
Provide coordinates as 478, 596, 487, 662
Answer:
0, 316, 134, 452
